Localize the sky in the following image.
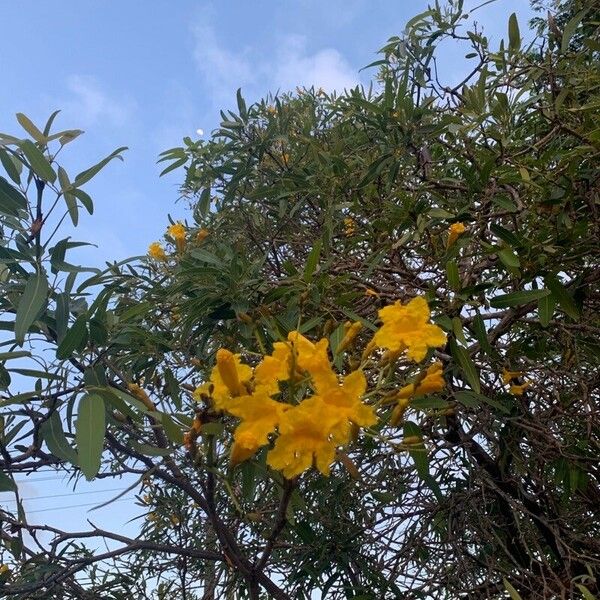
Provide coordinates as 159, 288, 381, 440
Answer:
0, 0, 535, 571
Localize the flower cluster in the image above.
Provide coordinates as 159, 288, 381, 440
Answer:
147, 222, 209, 261
192, 296, 447, 479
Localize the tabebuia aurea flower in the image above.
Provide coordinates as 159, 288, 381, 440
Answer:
447, 222, 466, 247
167, 221, 186, 252
148, 241, 167, 261
191, 296, 447, 479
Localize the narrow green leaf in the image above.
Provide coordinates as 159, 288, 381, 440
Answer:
42, 110, 61, 137
161, 413, 184, 444
504, 578, 523, 600
15, 270, 48, 345
576, 584, 597, 600
303, 239, 322, 283
0, 363, 10, 389
55, 292, 70, 343
508, 13, 520, 51
545, 275, 579, 320
76, 394, 105, 480
0, 149, 21, 184
63, 192, 79, 226
498, 247, 520, 269
0, 177, 27, 215
16, 113, 46, 143
538, 293, 556, 327
446, 260, 460, 291
561, 8, 590, 53
0, 351, 30, 361
40, 412, 78, 464
0, 471, 16, 492
452, 317, 468, 347
19, 140, 56, 182
455, 390, 511, 414
56, 315, 87, 359
159, 156, 187, 177
450, 339, 480, 393
70, 188, 94, 214
74, 146, 127, 187
471, 313, 495, 357
490, 288, 550, 309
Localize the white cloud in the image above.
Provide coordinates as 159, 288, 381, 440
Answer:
63, 75, 135, 128
191, 24, 359, 107
272, 34, 359, 93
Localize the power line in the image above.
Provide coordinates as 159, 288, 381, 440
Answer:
0, 487, 130, 503
0, 496, 137, 515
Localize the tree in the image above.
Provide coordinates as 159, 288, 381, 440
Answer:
1, 1, 599, 598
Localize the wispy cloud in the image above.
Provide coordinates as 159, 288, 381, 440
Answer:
63, 75, 136, 128
191, 22, 360, 108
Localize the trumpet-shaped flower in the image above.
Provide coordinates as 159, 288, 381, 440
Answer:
148, 242, 167, 261
447, 222, 466, 247
372, 297, 446, 362
266, 399, 340, 478
287, 331, 338, 392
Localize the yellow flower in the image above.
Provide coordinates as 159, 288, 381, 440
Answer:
0, 564, 9, 574
502, 368, 524, 384
196, 228, 209, 243
148, 242, 166, 261
344, 217, 356, 236
509, 382, 531, 396
267, 400, 339, 478
372, 297, 446, 362
287, 331, 338, 392
447, 222, 466, 247
266, 105, 277, 115
337, 321, 363, 353
414, 361, 444, 395
195, 351, 252, 410
254, 341, 293, 394
317, 369, 376, 440
229, 391, 290, 465
167, 222, 186, 252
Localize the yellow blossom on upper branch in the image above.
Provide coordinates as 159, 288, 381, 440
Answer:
372, 296, 446, 362
447, 222, 466, 247
148, 242, 166, 261
167, 221, 186, 252
502, 368, 524, 385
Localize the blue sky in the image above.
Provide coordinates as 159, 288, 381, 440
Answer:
0, 0, 534, 552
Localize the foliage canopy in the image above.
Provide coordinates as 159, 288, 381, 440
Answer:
0, 0, 599, 598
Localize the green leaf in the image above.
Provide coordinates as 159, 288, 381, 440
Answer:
55, 292, 70, 343
56, 315, 87, 359
452, 317, 468, 347
0, 149, 21, 184
16, 113, 46, 143
40, 412, 78, 464
538, 293, 556, 327
74, 146, 127, 187
159, 156, 187, 176
455, 390, 511, 414
0, 177, 28, 215
161, 413, 184, 444
303, 239, 322, 283
76, 394, 105, 480
503, 578, 523, 600
561, 8, 590, 53
0, 351, 30, 361
0, 471, 16, 492
0, 363, 10, 389
545, 275, 579, 320
42, 110, 61, 136
63, 192, 79, 226
508, 13, 520, 51
498, 247, 520, 269
449, 339, 480, 393
471, 313, 495, 357
446, 260, 460, 291
490, 288, 550, 309
132, 443, 172, 457
19, 140, 56, 182
576, 584, 597, 600
70, 188, 93, 214
15, 270, 48, 345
